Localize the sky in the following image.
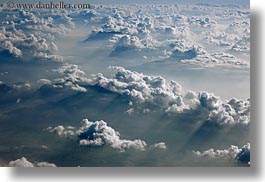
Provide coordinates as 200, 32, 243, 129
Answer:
0, 0, 250, 167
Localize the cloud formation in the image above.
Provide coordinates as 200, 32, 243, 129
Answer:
198, 92, 250, 125
78, 119, 147, 151
0, 9, 76, 62
89, 66, 188, 112
47, 119, 148, 152
8, 157, 56, 167
88, 67, 250, 125
193, 143, 250, 164
37, 64, 90, 92
52, 64, 90, 92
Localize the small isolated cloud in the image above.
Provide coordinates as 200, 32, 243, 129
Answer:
36, 64, 89, 92
8, 157, 56, 167
38, 79, 52, 85
150, 142, 167, 150
8, 157, 34, 167
52, 64, 89, 92
193, 143, 250, 164
46, 125, 77, 137
35, 162, 57, 167
78, 119, 147, 151
47, 119, 147, 152
12, 82, 31, 90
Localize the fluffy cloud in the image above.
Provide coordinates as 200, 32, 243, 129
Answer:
163, 39, 249, 66
193, 143, 250, 164
12, 82, 31, 90
46, 125, 77, 137
150, 142, 167, 150
8, 157, 34, 167
89, 66, 187, 112
36, 64, 90, 92
35, 162, 57, 167
187, 16, 217, 28
38, 79, 52, 85
47, 119, 147, 152
8, 157, 56, 167
198, 92, 250, 125
204, 19, 250, 53
78, 119, 147, 151
89, 67, 250, 125
52, 64, 90, 92
82, 4, 249, 68
0, 9, 76, 62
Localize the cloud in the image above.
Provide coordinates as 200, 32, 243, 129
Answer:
204, 25, 250, 53
8, 157, 34, 167
89, 67, 250, 125
198, 92, 250, 125
46, 125, 77, 137
162, 38, 249, 66
8, 157, 56, 167
79, 119, 147, 151
0, 9, 75, 62
0, 39, 22, 57
38, 79, 52, 85
82, 5, 249, 68
150, 142, 167, 150
52, 64, 90, 92
89, 66, 187, 112
47, 119, 147, 152
35, 162, 57, 167
187, 16, 217, 28
35, 64, 90, 92
193, 143, 250, 164
12, 82, 31, 90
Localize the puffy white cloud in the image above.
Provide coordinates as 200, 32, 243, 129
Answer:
89, 66, 187, 112
55, 64, 89, 83
36, 64, 89, 92
38, 79, 52, 85
193, 143, 250, 164
82, 4, 249, 68
198, 92, 250, 125
89, 67, 250, 125
204, 26, 250, 53
0, 39, 22, 57
162, 38, 249, 66
46, 125, 77, 137
12, 82, 31, 90
126, 108, 135, 115
8, 157, 56, 167
187, 16, 217, 28
35, 162, 57, 167
33, 52, 63, 62
79, 119, 147, 151
8, 157, 34, 167
49, 64, 90, 92
0, 9, 75, 62
47, 119, 147, 152
151, 142, 167, 150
